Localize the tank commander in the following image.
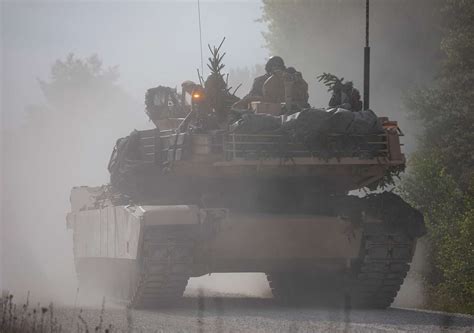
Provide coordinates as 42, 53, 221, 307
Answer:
232, 56, 286, 109
232, 56, 309, 110
251, 56, 286, 98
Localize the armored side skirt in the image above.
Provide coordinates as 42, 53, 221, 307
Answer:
68, 204, 366, 275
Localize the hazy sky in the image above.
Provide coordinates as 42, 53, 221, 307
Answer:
1, 0, 267, 129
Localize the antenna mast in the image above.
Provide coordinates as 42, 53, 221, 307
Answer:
197, 0, 204, 77
363, 0, 370, 110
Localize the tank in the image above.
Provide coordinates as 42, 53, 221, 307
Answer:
66, 43, 425, 309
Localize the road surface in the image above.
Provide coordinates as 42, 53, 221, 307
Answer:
55, 296, 473, 333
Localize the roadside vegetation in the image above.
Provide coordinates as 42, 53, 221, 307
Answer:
1, 293, 63, 333
401, 0, 474, 314
0, 293, 114, 333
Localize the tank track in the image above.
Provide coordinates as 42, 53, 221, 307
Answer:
266, 226, 414, 309
348, 227, 414, 308
129, 232, 194, 308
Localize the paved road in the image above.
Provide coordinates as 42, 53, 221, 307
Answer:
56, 296, 473, 333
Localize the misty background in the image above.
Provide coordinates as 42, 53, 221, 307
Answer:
1, 0, 441, 306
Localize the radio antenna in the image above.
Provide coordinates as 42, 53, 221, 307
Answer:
363, 0, 370, 110
197, 0, 204, 77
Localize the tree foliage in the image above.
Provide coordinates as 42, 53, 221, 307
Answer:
21, 53, 139, 144
35, 53, 124, 119
402, 0, 474, 313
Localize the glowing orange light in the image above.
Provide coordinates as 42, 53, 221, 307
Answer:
192, 93, 201, 99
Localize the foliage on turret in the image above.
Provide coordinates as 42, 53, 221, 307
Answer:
204, 38, 239, 114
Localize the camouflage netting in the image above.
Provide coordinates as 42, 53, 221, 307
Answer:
230, 112, 282, 133
231, 108, 383, 133
283, 108, 383, 157
230, 108, 382, 135
229, 107, 384, 159
108, 130, 159, 199
145, 86, 183, 122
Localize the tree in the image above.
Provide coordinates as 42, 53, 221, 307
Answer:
402, 0, 474, 313
29, 53, 132, 123
2, 53, 142, 298
40, 54, 118, 104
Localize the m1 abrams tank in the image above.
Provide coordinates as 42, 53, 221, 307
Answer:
66, 41, 425, 309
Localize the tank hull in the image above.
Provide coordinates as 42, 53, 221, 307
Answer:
67, 204, 367, 274
68, 190, 420, 308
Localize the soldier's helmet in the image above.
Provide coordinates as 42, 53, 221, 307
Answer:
265, 56, 285, 73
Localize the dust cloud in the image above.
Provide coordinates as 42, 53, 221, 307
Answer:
1, 74, 148, 304
394, 237, 430, 309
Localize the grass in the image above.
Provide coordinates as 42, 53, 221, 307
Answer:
0, 292, 114, 333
